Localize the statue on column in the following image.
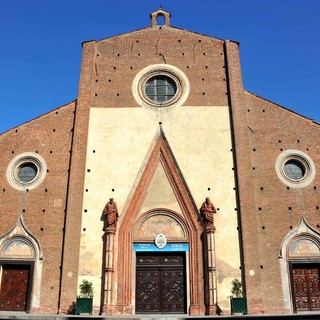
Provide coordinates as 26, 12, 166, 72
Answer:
200, 197, 217, 228
103, 198, 119, 228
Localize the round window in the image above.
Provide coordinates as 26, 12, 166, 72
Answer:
17, 162, 38, 183
283, 160, 306, 181
132, 64, 190, 109
275, 150, 315, 188
6, 152, 47, 190
145, 75, 177, 103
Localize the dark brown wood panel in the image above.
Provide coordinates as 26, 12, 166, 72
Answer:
162, 269, 185, 313
136, 268, 161, 313
136, 252, 186, 314
0, 265, 30, 311
293, 264, 320, 312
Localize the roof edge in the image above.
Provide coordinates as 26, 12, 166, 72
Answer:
0, 100, 77, 136
81, 24, 239, 46
245, 90, 319, 125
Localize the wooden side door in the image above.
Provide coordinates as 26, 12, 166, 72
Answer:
293, 264, 320, 312
136, 252, 186, 314
0, 265, 31, 311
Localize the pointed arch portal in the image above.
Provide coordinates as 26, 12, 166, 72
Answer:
104, 129, 208, 315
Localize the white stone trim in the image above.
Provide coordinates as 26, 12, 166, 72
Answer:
6, 152, 47, 191
275, 149, 316, 188
279, 218, 320, 312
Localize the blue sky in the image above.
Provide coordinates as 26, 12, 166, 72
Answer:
1, 0, 319, 133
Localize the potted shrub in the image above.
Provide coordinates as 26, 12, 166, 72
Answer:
230, 278, 247, 315
76, 279, 94, 315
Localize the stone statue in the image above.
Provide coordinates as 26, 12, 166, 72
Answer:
200, 197, 216, 228
103, 198, 119, 228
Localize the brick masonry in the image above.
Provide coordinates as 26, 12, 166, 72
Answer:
0, 9, 319, 316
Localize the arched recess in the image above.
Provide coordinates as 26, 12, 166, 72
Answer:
113, 129, 205, 315
279, 217, 320, 313
134, 209, 188, 241
0, 215, 43, 312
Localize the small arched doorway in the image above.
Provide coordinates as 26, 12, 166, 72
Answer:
289, 237, 320, 312
0, 216, 42, 312
280, 218, 320, 313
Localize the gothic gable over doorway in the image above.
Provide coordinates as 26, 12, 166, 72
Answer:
111, 129, 206, 315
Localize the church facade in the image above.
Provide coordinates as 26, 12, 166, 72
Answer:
0, 9, 319, 316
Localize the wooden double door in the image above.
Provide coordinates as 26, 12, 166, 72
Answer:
292, 263, 320, 312
0, 264, 31, 311
136, 252, 186, 314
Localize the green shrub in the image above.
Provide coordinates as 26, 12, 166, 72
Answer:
79, 279, 94, 298
231, 278, 243, 298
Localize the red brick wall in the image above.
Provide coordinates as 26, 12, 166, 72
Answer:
2, 20, 318, 316
0, 101, 75, 313
81, 26, 230, 109
239, 91, 320, 314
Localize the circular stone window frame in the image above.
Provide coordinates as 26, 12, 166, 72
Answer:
6, 152, 47, 191
132, 64, 190, 109
275, 149, 316, 188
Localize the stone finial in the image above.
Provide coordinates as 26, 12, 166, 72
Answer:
150, 9, 171, 27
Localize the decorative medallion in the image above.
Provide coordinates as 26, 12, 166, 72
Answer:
155, 233, 167, 249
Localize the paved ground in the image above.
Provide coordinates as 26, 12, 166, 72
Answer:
1, 312, 320, 320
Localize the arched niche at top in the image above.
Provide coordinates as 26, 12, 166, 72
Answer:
289, 238, 320, 258
134, 209, 187, 241
1, 237, 35, 259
